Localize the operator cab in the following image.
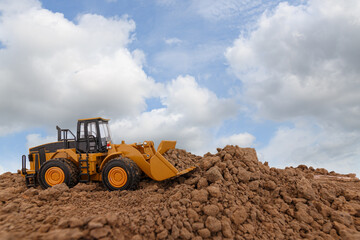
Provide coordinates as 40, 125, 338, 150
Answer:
76, 117, 112, 153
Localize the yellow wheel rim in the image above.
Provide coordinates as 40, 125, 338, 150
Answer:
108, 167, 127, 188
45, 167, 65, 186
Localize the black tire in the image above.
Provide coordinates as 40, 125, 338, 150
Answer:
38, 158, 79, 189
102, 157, 140, 191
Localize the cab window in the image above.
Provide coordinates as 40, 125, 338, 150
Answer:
79, 123, 85, 138
88, 122, 97, 137
99, 121, 111, 146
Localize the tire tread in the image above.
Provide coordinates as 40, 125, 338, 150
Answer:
38, 158, 79, 189
102, 157, 141, 191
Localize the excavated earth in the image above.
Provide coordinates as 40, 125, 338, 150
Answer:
1, 146, 360, 240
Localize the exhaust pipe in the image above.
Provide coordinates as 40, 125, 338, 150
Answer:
21, 155, 26, 175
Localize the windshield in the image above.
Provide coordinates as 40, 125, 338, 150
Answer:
99, 121, 111, 146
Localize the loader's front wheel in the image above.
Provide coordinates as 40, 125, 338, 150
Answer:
38, 159, 79, 189
102, 158, 140, 191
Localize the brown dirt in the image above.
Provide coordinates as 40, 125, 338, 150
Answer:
1, 145, 360, 240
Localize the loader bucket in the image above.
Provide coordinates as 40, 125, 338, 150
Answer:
148, 141, 196, 181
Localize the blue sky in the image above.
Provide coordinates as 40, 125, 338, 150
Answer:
0, 0, 359, 176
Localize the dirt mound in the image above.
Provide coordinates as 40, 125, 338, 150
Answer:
164, 148, 200, 171
1, 146, 360, 239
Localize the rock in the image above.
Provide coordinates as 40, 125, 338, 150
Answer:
46, 228, 84, 240
88, 221, 103, 229
169, 191, 182, 201
297, 177, 316, 200
180, 227, 192, 240
163, 219, 173, 230
205, 166, 223, 183
192, 223, 204, 231
157, 229, 168, 239
197, 178, 208, 189
0, 190, 15, 202
203, 204, 220, 216
187, 208, 199, 221
131, 234, 143, 240
1, 202, 18, 214
263, 204, 279, 217
88, 216, 106, 229
205, 216, 222, 233
105, 213, 118, 227
248, 180, 260, 191
200, 157, 214, 171
237, 169, 251, 183
243, 223, 255, 234
263, 180, 277, 190
38, 184, 69, 201
198, 228, 211, 238
338, 228, 360, 240
68, 218, 84, 228
343, 190, 360, 201
320, 188, 335, 202
231, 206, 248, 225
90, 226, 111, 239
171, 224, 180, 239
191, 189, 209, 203
322, 222, 332, 233
207, 186, 221, 198
295, 208, 314, 224
221, 219, 233, 238
331, 211, 354, 227
23, 188, 39, 197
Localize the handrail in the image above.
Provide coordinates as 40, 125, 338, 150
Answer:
56, 126, 78, 152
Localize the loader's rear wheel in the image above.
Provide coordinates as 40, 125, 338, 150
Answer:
38, 158, 79, 189
102, 158, 140, 191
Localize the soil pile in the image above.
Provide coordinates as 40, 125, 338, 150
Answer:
164, 148, 200, 171
1, 145, 360, 240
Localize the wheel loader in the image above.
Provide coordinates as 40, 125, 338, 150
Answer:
21, 117, 195, 191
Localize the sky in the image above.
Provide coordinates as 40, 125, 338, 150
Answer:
0, 0, 359, 176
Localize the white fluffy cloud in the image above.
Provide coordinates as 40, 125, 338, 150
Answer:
226, 0, 360, 126
261, 123, 360, 176
0, 0, 159, 134
111, 75, 238, 154
26, 133, 57, 149
226, 0, 360, 175
0, 0, 240, 160
164, 38, 182, 46
218, 132, 255, 148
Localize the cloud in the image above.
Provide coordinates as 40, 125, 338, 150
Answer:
260, 123, 360, 176
218, 132, 255, 148
110, 75, 238, 154
226, 0, 360, 175
26, 133, 57, 149
164, 38, 182, 46
226, 0, 360, 126
0, 0, 241, 159
0, 0, 159, 135
192, 0, 283, 21
0, 153, 20, 174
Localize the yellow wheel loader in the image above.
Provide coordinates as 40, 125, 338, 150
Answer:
21, 117, 195, 191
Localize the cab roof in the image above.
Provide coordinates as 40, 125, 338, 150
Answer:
77, 117, 110, 122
